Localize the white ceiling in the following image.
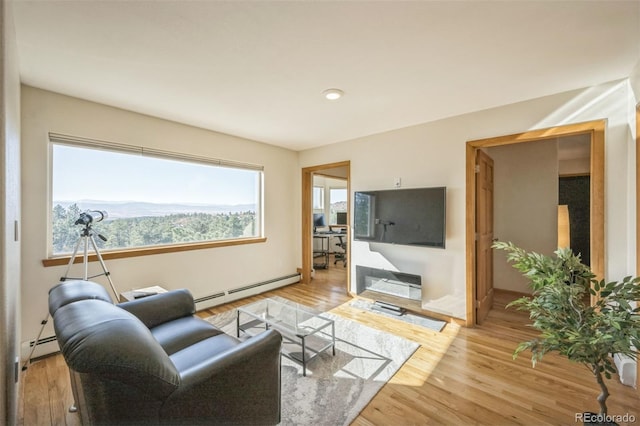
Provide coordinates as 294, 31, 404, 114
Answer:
11, 0, 640, 151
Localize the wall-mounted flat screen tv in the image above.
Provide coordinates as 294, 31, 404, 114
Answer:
353, 187, 446, 248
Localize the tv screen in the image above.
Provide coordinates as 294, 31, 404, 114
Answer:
353, 187, 446, 248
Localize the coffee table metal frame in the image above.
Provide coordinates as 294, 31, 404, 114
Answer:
236, 298, 335, 376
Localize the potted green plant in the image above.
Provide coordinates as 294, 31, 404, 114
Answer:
493, 241, 640, 421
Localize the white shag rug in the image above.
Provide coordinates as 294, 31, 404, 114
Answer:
206, 297, 419, 426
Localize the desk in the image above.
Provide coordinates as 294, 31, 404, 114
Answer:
313, 232, 346, 269
328, 225, 347, 232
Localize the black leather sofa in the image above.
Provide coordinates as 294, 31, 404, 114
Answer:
49, 280, 282, 425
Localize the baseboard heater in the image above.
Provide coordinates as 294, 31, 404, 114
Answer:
20, 335, 59, 362
614, 353, 637, 387
195, 273, 301, 310
228, 274, 300, 294
193, 292, 226, 304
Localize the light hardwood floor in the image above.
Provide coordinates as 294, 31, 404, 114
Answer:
18, 259, 639, 425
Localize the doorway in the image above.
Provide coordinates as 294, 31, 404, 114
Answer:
301, 161, 350, 294
466, 120, 605, 326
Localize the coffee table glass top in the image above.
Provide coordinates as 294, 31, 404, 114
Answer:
236, 298, 336, 376
236, 298, 332, 337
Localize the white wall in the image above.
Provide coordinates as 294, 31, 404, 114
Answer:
21, 86, 300, 350
626, 78, 638, 277
559, 157, 590, 175
299, 78, 635, 320
622, 79, 637, 279
488, 140, 558, 294
1, 0, 22, 423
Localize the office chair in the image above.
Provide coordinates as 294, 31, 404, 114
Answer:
334, 235, 347, 267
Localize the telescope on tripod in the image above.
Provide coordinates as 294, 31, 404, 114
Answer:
23, 210, 118, 371
61, 210, 118, 298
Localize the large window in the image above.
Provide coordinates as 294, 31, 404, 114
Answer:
50, 134, 263, 257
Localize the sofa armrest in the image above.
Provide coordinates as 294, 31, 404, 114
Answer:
118, 289, 195, 329
49, 280, 113, 315
162, 329, 283, 425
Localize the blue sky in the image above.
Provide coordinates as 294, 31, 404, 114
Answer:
330, 188, 348, 203
53, 145, 260, 205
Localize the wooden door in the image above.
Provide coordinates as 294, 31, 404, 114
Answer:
476, 150, 494, 324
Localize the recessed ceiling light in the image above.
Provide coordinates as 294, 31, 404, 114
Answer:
322, 88, 344, 100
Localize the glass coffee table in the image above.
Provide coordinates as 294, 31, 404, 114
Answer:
236, 298, 335, 376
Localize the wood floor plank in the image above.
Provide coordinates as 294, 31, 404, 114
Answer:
45, 355, 79, 426
21, 359, 51, 426
17, 263, 640, 425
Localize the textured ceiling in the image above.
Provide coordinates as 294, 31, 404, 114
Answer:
11, 1, 640, 151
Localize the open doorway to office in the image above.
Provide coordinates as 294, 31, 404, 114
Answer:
301, 161, 350, 295
312, 176, 348, 268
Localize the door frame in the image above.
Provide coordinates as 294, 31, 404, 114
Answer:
465, 120, 605, 326
301, 161, 351, 289
635, 103, 639, 392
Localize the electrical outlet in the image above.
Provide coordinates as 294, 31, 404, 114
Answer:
394, 177, 401, 188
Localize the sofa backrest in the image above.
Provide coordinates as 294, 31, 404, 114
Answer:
53, 298, 180, 400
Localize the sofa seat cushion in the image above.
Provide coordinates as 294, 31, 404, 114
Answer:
170, 333, 241, 374
151, 316, 224, 355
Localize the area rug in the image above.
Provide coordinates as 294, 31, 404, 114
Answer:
206, 297, 419, 426
350, 299, 447, 332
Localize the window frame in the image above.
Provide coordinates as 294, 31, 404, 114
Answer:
312, 186, 324, 210
44, 133, 266, 266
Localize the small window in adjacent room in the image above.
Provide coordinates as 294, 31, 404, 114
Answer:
329, 188, 347, 224
49, 134, 263, 256
313, 186, 324, 210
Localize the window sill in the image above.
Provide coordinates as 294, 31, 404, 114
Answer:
42, 237, 267, 267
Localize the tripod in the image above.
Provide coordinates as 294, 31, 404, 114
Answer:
22, 221, 118, 371
60, 222, 118, 298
